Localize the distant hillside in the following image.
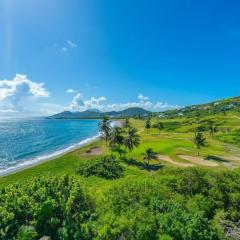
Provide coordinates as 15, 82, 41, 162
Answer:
161, 96, 240, 118
48, 107, 150, 119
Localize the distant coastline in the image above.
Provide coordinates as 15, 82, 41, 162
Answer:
0, 134, 100, 177
0, 120, 122, 177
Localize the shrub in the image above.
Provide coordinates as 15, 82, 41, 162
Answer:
76, 156, 124, 179
0, 175, 93, 240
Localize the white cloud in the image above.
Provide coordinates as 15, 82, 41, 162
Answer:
68, 93, 180, 112
66, 88, 77, 94
60, 47, 67, 52
69, 94, 107, 111
67, 40, 77, 48
0, 74, 50, 114
138, 94, 149, 101
69, 93, 85, 111
60, 40, 77, 53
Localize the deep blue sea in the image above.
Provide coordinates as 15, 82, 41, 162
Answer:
0, 118, 99, 175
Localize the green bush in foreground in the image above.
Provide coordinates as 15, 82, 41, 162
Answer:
76, 156, 124, 179
1, 168, 240, 239
0, 175, 92, 240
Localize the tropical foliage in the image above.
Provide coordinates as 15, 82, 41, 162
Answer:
1, 168, 240, 239
76, 155, 124, 179
194, 131, 207, 156
0, 175, 92, 240
142, 148, 158, 169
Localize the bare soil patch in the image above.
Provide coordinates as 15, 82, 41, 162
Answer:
85, 147, 103, 156
178, 155, 219, 167
158, 155, 194, 167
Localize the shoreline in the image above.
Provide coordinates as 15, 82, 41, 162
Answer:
0, 120, 123, 178
0, 134, 100, 177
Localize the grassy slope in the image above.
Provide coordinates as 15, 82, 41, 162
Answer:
1, 111, 240, 190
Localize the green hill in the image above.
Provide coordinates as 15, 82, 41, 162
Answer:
161, 96, 240, 118
49, 107, 150, 119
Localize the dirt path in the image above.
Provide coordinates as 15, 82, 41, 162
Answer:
178, 155, 219, 167
222, 156, 240, 161
158, 155, 194, 167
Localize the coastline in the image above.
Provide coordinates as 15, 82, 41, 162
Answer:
0, 120, 123, 178
0, 134, 100, 177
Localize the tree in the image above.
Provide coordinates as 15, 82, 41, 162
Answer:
145, 118, 151, 134
193, 131, 207, 156
109, 127, 125, 158
156, 122, 164, 135
124, 118, 131, 129
207, 120, 218, 137
142, 148, 158, 169
99, 116, 112, 146
123, 127, 140, 155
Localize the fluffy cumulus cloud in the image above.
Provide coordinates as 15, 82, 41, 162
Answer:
138, 94, 149, 101
69, 94, 107, 111
69, 93, 180, 112
0, 74, 50, 115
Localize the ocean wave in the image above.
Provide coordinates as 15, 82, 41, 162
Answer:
0, 134, 100, 177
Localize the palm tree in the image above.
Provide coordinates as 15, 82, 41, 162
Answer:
145, 118, 151, 134
142, 148, 157, 169
156, 122, 164, 135
124, 118, 131, 129
208, 120, 218, 137
99, 116, 112, 146
123, 127, 140, 155
109, 127, 125, 158
193, 131, 207, 156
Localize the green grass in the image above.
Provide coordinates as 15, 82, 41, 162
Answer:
1, 111, 240, 187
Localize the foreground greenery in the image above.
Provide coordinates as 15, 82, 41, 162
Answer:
1, 168, 240, 239
1, 105, 240, 239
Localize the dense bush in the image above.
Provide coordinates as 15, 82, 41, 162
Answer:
76, 156, 124, 179
92, 178, 219, 240
0, 175, 93, 240
1, 168, 240, 239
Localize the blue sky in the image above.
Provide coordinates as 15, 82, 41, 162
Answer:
0, 0, 240, 116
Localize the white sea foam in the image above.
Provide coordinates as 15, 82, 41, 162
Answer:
0, 134, 100, 177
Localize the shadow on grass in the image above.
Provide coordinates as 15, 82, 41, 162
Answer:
123, 158, 163, 171
204, 155, 228, 163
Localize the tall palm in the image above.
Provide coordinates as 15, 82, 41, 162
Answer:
124, 118, 131, 129
123, 127, 140, 155
145, 118, 151, 134
142, 148, 157, 169
109, 127, 125, 158
156, 122, 164, 135
193, 131, 207, 156
99, 116, 112, 146
208, 120, 218, 137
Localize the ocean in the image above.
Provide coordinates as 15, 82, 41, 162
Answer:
0, 118, 100, 175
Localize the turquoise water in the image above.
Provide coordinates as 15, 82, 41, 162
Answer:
0, 118, 99, 174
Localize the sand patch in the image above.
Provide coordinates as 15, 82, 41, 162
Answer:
219, 156, 240, 162
158, 155, 194, 167
178, 155, 219, 167
85, 147, 103, 156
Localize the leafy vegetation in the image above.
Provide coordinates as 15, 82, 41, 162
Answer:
0, 175, 92, 239
1, 168, 240, 239
142, 148, 158, 169
194, 131, 207, 156
76, 156, 124, 179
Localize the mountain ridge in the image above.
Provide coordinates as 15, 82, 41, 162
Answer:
48, 107, 150, 119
